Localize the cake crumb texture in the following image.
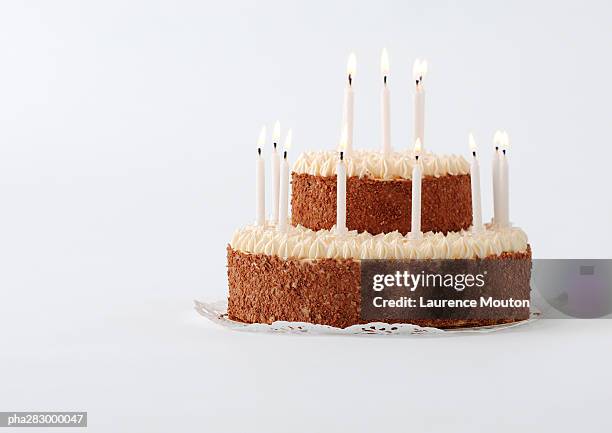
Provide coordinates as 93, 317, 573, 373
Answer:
227, 246, 532, 329
291, 172, 472, 235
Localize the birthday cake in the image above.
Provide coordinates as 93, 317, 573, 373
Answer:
225, 54, 531, 329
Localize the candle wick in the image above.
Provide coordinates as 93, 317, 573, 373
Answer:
257, 147, 261, 156
502, 149, 506, 155
383, 75, 387, 85
415, 154, 419, 161
495, 146, 499, 152
283, 150, 287, 159
273, 142, 277, 150
472, 151, 476, 157
340, 151, 344, 161
348, 74, 352, 86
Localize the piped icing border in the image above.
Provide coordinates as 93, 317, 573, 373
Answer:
230, 223, 528, 261
293, 149, 470, 179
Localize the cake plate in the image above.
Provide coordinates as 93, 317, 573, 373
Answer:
194, 299, 541, 336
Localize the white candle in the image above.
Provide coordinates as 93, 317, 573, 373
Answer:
380, 48, 391, 157
409, 138, 423, 240
498, 132, 510, 228
492, 130, 502, 226
469, 133, 484, 233
412, 59, 428, 149
256, 125, 266, 226
271, 120, 281, 223
278, 129, 292, 232
336, 124, 348, 235
342, 52, 356, 155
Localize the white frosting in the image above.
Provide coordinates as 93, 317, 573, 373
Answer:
230, 224, 529, 261
293, 149, 470, 179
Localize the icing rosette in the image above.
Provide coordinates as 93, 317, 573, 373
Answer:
293, 149, 470, 179
231, 223, 529, 261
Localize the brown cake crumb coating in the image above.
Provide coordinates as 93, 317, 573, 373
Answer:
227, 246, 532, 329
291, 172, 473, 235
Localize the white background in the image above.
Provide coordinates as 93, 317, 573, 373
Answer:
1, 1, 611, 432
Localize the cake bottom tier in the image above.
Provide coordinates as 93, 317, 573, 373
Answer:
227, 246, 532, 329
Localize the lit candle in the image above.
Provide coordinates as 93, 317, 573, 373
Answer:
336, 124, 348, 235
409, 138, 423, 240
256, 125, 266, 226
492, 130, 502, 226
413, 59, 428, 149
498, 131, 510, 228
342, 52, 356, 155
278, 128, 292, 232
380, 48, 391, 157
469, 133, 484, 233
271, 120, 281, 223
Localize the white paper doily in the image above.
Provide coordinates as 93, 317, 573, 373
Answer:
195, 299, 541, 336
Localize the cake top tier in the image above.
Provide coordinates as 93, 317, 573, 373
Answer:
231, 223, 528, 261
293, 149, 470, 179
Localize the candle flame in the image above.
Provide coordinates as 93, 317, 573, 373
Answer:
346, 52, 356, 80
412, 58, 428, 82
257, 125, 266, 148
493, 130, 503, 148
284, 128, 292, 150
380, 48, 389, 77
469, 133, 477, 151
501, 131, 510, 150
414, 137, 422, 153
339, 123, 348, 150
272, 120, 281, 142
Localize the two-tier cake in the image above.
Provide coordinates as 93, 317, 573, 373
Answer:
225, 53, 531, 329
227, 149, 531, 329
